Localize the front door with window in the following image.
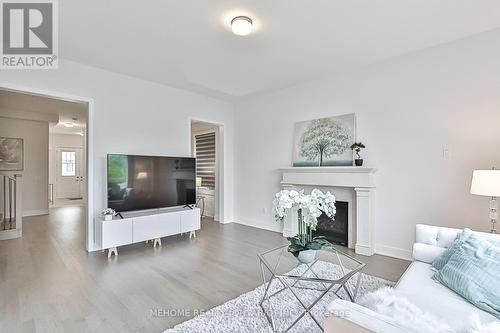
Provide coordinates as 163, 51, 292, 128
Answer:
55, 147, 84, 199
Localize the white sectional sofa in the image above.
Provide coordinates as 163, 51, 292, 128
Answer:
325, 224, 500, 332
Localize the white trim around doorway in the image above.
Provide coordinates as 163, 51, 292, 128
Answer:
0, 82, 96, 252
189, 118, 225, 223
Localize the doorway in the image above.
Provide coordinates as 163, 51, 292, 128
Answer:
0, 87, 90, 249
47, 103, 88, 209
191, 120, 224, 222
55, 147, 85, 200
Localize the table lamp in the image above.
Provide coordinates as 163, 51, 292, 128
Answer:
470, 168, 500, 233
196, 177, 202, 188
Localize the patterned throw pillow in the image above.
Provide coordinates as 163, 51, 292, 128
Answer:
432, 234, 500, 319
431, 228, 472, 271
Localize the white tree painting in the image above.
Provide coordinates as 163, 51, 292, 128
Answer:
293, 114, 355, 167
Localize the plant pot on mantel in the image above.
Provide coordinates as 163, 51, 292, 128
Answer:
297, 249, 317, 264
354, 159, 364, 166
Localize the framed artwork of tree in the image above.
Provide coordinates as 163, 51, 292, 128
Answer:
0, 137, 24, 171
292, 114, 355, 167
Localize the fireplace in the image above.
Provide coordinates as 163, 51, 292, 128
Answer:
313, 201, 348, 246
279, 166, 376, 255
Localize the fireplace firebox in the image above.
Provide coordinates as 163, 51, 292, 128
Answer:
313, 201, 348, 246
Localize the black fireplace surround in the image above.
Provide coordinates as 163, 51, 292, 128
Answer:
313, 201, 348, 246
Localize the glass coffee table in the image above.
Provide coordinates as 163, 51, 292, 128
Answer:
258, 245, 365, 332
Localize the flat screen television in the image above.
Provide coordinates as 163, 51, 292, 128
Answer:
107, 154, 196, 212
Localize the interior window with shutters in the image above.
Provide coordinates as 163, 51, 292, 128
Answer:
195, 132, 216, 188
61, 151, 76, 176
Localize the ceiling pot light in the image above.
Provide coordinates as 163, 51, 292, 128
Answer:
231, 16, 253, 36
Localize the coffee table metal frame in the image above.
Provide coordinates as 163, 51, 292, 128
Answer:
258, 245, 365, 332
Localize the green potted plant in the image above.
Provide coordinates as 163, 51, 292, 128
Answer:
274, 189, 336, 264
287, 233, 332, 263
350, 142, 366, 166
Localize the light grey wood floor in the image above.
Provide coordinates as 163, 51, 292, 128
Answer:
0, 206, 410, 332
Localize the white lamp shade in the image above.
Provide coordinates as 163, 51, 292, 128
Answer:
470, 170, 500, 197
196, 177, 202, 187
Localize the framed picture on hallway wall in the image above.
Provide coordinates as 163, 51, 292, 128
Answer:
292, 113, 356, 167
0, 137, 24, 171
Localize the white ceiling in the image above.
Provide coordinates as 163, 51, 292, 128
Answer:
0, 90, 87, 135
60, 0, 500, 99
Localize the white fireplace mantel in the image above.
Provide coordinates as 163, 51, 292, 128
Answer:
279, 166, 377, 256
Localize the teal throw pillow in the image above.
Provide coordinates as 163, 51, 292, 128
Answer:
432, 228, 472, 271
432, 234, 500, 319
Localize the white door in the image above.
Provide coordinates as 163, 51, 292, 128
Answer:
55, 147, 84, 199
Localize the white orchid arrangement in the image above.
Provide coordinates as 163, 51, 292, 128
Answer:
273, 189, 336, 230
273, 188, 337, 257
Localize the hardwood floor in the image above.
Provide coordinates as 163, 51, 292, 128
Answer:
0, 206, 410, 332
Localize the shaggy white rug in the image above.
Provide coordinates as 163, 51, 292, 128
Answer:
164, 261, 393, 333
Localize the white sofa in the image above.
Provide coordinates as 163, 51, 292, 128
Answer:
325, 224, 500, 332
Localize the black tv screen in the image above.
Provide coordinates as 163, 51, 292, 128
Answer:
107, 154, 196, 212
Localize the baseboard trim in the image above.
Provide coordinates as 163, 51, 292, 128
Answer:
23, 209, 49, 217
375, 244, 412, 261
355, 244, 374, 256
0, 229, 22, 240
234, 219, 283, 234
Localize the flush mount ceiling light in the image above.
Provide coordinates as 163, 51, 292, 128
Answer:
231, 16, 253, 36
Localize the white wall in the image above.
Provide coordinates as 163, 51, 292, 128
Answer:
234, 29, 500, 259
0, 117, 49, 216
0, 59, 234, 251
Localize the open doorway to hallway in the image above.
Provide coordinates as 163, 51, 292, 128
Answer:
0, 88, 89, 247
49, 119, 87, 208
191, 120, 223, 223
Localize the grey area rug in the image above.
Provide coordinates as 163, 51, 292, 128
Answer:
164, 261, 394, 333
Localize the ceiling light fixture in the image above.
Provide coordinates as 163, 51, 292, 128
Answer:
231, 16, 253, 36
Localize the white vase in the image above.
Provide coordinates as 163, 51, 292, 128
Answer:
104, 214, 113, 221
297, 249, 316, 264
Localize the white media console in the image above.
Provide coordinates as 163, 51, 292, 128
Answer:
96, 207, 201, 257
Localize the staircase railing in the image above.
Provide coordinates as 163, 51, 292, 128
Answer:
0, 173, 22, 240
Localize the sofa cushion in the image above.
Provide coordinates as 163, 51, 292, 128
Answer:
413, 243, 446, 264
432, 234, 500, 320
415, 224, 461, 248
396, 261, 499, 331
